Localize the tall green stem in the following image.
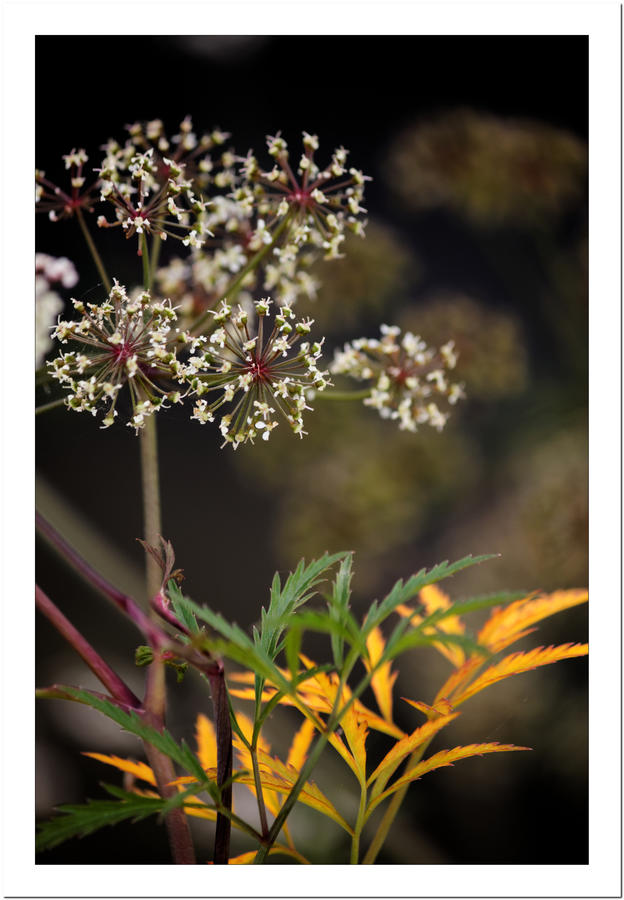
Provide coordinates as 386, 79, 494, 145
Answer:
76, 208, 111, 292
136, 236, 196, 863
139, 416, 162, 600
350, 786, 368, 864
140, 234, 152, 293
361, 739, 432, 865
250, 746, 270, 838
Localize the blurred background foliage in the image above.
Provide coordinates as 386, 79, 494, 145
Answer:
36, 35, 587, 864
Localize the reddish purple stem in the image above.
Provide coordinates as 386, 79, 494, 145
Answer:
35, 585, 141, 709
36, 511, 232, 863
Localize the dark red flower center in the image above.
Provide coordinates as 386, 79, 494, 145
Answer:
248, 357, 270, 382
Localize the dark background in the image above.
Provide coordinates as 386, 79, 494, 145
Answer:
36, 35, 588, 865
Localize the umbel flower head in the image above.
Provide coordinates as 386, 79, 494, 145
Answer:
236, 132, 370, 260
123, 116, 234, 194
48, 281, 186, 431
96, 143, 211, 248
331, 324, 465, 432
186, 297, 330, 448
35, 148, 99, 222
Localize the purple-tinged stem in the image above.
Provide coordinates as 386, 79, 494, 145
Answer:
35, 585, 141, 709
142, 658, 197, 866
36, 513, 235, 863
36, 513, 197, 863
36, 511, 162, 646
207, 665, 232, 864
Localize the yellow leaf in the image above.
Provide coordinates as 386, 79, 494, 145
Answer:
434, 656, 485, 704
182, 801, 218, 822
231, 711, 282, 816
286, 717, 316, 771
195, 713, 217, 771
367, 743, 530, 816
452, 643, 589, 705
235, 766, 353, 835
169, 770, 218, 787
295, 661, 369, 784
402, 697, 455, 719
208, 845, 309, 864
366, 712, 458, 787
478, 589, 588, 653
395, 584, 466, 668
85, 753, 225, 824
82, 753, 156, 786
232, 710, 272, 757
229, 666, 404, 740
340, 704, 369, 786
365, 626, 398, 723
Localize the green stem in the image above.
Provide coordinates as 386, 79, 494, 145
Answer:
35, 397, 66, 415
252, 724, 331, 864
315, 388, 372, 402
140, 234, 152, 292
139, 415, 162, 600
188, 212, 294, 335
136, 246, 196, 864
361, 739, 432, 865
76, 208, 111, 292
252, 652, 373, 864
250, 745, 270, 838
351, 785, 368, 864
150, 233, 162, 286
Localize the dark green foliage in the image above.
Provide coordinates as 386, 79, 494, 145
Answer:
36, 784, 166, 852
42, 687, 207, 782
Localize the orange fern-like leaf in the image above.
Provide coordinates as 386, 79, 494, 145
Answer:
367, 743, 530, 816
195, 713, 218, 772
366, 712, 458, 788
82, 752, 157, 787
286, 718, 316, 772
365, 626, 398, 723
452, 643, 588, 705
478, 590, 588, 653
395, 583, 467, 668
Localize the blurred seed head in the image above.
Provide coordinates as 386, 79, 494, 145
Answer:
400, 293, 528, 400
385, 109, 587, 226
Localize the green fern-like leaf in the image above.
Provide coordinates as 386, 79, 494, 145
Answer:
36, 784, 165, 852
364, 554, 499, 637
39, 687, 207, 782
167, 579, 201, 635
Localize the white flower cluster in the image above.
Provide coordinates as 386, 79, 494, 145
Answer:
331, 325, 465, 432
35, 150, 97, 222
234, 132, 370, 260
96, 142, 211, 246
48, 281, 187, 431
185, 297, 331, 448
